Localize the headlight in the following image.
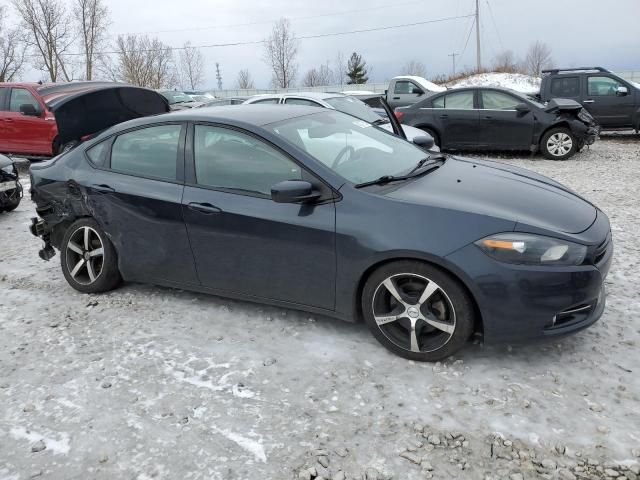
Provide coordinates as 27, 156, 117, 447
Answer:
1, 164, 15, 175
475, 233, 587, 266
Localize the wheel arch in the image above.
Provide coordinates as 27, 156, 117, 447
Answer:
538, 121, 572, 146
353, 254, 484, 336
414, 124, 441, 145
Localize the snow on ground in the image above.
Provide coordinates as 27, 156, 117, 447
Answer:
1, 136, 640, 479
446, 72, 542, 94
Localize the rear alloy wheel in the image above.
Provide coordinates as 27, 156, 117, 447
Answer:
362, 261, 474, 361
541, 128, 577, 160
60, 218, 121, 293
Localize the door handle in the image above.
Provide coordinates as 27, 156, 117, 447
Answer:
583, 100, 595, 104
188, 202, 221, 214
393, 97, 400, 100
483, 115, 492, 119
91, 184, 115, 194
439, 114, 449, 119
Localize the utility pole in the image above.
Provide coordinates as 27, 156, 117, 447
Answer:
448, 52, 459, 75
475, 0, 481, 71
215, 63, 223, 90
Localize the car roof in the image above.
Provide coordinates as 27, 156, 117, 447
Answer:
250, 91, 345, 101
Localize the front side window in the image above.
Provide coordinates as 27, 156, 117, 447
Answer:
284, 98, 321, 107
394, 81, 420, 95
110, 124, 182, 180
9, 88, 40, 113
194, 125, 302, 196
268, 110, 427, 185
550, 77, 580, 97
432, 91, 474, 109
588, 76, 624, 96
86, 141, 109, 167
481, 91, 520, 110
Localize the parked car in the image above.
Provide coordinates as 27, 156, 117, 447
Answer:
384, 75, 447, 109
184, 91, 216, 103
0, 81, 166, 159
242, 92, 436, 147
538, 67, 640, 131
0, 154, 22, 212
159, 90, 204, 110
29, 94, 612, 361
198, 97, 249, 107
396, 86, 600, 160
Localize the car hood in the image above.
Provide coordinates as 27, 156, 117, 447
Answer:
47, 85, 170, 144
385, 156, 597, 235
0, 153, 14, 170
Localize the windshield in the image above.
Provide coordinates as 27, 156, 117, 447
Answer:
509, 89, 545, 109
324, 96, 382, 124
162, 91, 194, 104
267, 110, 426, 184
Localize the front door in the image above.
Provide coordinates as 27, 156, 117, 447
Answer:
583, 75, 635, 128
430, 90, 479, 148
390, 80, 425, 108
80, 123, 200, 285
182, 124, 336, 310
478, 90, 534, 149
7, 88, 52, 155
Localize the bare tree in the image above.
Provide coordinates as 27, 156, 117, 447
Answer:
524, 41, 553, 77
302, 63, 333, 87
215, 62, 222, 90
0, 6, 26, 81
110, 34, 175, 89
178, 42, 204, 90
334, 51, 346, 86
74, 0, 109, 80
12, 0, 76, 81
236, 69, 254, 89
263, 17, 298, 88
492, 50, 520, 73
401, 60, 427, 77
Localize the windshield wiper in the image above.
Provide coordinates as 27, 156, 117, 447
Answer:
372, 118, 388, 125
406, 154, 447, 175
355, 162, 442, 188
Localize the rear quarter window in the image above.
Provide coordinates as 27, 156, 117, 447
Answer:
550, 77, 580, 97
85, 141, 109, 168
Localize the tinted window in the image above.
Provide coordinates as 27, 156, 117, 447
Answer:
0, 87, 7, 110
550, 77, 580, 97
86, 141, 109, 167
194, 125, 302, 196
588, 76, 624, 96
252, 98, 280, 104
324, 96, 380, 123
110, 125, 181, 180
481, 91, 520, 110
9, 88, 40, 113
285, 98, 322, 107
394, 81, 423, 95
432, 91, 474, 109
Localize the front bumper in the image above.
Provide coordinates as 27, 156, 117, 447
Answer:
445, 232, 612, 343
0, 179, 22, 207
583, 125, 600, 146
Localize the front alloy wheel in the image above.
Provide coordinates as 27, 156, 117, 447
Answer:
362, 261, 475, 361
541, 128, 577, 160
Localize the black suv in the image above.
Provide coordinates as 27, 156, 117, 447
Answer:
539, 67, 640, 131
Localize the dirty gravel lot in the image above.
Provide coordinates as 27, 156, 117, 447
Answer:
1, 135, 639, 480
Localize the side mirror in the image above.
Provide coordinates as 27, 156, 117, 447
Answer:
271, 180, 320, 204
20, 104, 40, 116
412, 134, 435, 150
411, 87, 424, 96
616, 86, 628, 96
515, 103, 530, 114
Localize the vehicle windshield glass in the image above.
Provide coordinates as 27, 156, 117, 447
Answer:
510, 90, 545, 109
324, 96, 381, 123
267, 110, 426, 184
162, 91, 194, 104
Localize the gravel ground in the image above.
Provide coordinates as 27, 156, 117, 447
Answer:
1, 135, 639, 480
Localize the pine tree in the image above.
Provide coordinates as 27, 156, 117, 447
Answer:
346, 52, 369, 85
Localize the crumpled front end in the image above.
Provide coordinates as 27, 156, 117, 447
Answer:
0, 156, 23, 210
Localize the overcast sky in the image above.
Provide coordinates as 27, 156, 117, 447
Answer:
6, 0, 640, 88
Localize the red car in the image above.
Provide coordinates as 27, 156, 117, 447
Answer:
0, 82, 164, 158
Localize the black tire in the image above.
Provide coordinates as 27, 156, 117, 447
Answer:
362, 260, 475, 362
420, 127, 440, 147
60, 218, 121, 293
2, 200, 20, 212
540, 127, 578, 160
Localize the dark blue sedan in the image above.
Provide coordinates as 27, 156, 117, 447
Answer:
29, 87, 612, 361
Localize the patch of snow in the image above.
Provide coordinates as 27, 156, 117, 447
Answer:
212, 427, 267, 463
10, 427, 70, 455
446, 72, 541, 94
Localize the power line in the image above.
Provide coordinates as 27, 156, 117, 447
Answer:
460, 16, 476, 58
50, 13, 475, 58
485, 0, 504, 51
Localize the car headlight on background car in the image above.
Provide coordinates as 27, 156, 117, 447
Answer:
475, 233, 587, 266
1, 164, 16, 175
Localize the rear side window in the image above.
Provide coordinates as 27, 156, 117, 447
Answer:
432, 91, 474, 109
481, 91, 520, 110
0, 87, 7, 110
252, 98, 280, 104
284, 98, 321, 107
587, 76, 624, 96
86, 141, 109, 167
550, 77, 580, 97
110, 125, 182, 180
9, 88, 40, 113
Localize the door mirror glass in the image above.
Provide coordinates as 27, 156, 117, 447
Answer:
515, 103, 531, 114
616, 86, 628, 96
19, 103, 39, 116
271, 180, 320, 203
412, 135, 434, 150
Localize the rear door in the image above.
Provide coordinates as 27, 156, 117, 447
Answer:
5, 87, 52, 155
0, 87, 9, 152
478, 90, 534, 149
583, 75, 635, 127
548, 75, 581, 100
389, 80, 425, 108
82, 122, 200, 286
429, 90, 479, 148
182, 123, 336, 310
